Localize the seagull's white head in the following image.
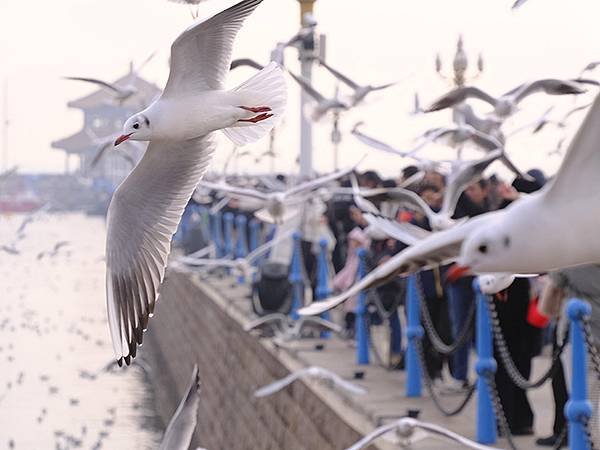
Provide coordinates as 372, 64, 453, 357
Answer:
115, 114, 152, 146
460, 224, 513, 273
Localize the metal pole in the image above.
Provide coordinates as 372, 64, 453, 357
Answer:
406, 274, 423, 397
297, 0, 316, 178
288, 231, 304, 320
315, 238, 332, 338
473, 280, 497, 444
223, 212, 234, 260
235, 215, 248, 284
566, 299, 593, 450
355, 248, 369, 364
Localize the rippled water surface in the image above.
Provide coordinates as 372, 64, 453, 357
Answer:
0, 213, 163, 450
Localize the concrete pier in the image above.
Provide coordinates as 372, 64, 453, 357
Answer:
145, 270, 556, 450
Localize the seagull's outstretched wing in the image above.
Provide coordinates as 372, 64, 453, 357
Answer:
106, 136, 216, 364
351, 124, 418, 158
63, 77, 128, 97
425, 87, 497, 112
442, 149, 502, 217
244, 313, 288, 331
287, 71, 327, 103
318, 59, 359, 90
230, 58, 264, 71
197, 180, 269, 201
285, 166, 353, 198
349, 173, 379, 215
164, 0, 264, 96
159, 365, 202, 450
545, 92, 600, 203
296, 317, 343, 334
246, 229, 294, 263
511, 79, 585, 104
363, 214, 430, 246
298, 217, 490, 316
315, 368, 367, 395
254, 369, 308, 397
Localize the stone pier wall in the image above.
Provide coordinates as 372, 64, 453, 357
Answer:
144, 271, 375, 450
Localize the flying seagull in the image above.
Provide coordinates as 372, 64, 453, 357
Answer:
298, 92, 600, 316
346, 417, 500, 450
244, 313, 342, 341
287, 71, 350, 121
254, 366, 366, 397
105, 0, 287, 365
197, 166, 353, 224
425, 79, 586, 119
159, 364, 202, 450
317, 57, 396, 106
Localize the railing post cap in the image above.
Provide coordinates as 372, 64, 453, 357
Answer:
235, 214, 247, 225
224, 212, 234, 220
567, 299, 591, 320
292, 231, 301, 240
357, 248, 367, 258
471, 278, 481, 293
565, 400, 593, 421
319, 238, 328, 248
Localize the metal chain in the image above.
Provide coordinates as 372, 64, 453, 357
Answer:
483, 372, 518, 450
415, 337, 476, 416
486, 294, 568, 390
583, 414, 596, 450
416, 273, 475, 356
583, 317, 600, 379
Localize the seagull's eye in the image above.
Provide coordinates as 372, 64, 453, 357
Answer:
133, 123, 140, 130
478, 244, 488, 254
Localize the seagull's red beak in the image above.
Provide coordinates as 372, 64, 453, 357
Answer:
114, 133, 132, 146
445, 264, 472, 284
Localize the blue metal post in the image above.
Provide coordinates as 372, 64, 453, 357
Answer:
406, 274, 423, 397
474, 279, 497, 445
198, 206, 210, 241
315, 238, 332, 339
355, 248, 369, 364
210, 212, 224, 258
249, 219, 260, 254
566, 299, 593, 450
223, 212, 234, 258
288, 232, 303, 320
235, 215, 248, 284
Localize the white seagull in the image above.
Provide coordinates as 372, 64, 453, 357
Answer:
159, 364, 202, 450
317, 58, 396, 106
244, 313, 342, 341
106, 0, 287, 365
346, 417, 500, 450
298, 92, 600, 316
254, 366, 366, 397
197, 166, 352, 224
287, 71, 350, 121
425, 79, 586, 119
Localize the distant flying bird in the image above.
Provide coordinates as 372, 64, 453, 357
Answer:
36, 241, 70, 260
511, 0, 530, 10
298, 93, 600, 316
105, 0, 287, 365
287, 71, 350, 121
317, 58, 396, 106
254, 366, 366, 397
425, 79, 586, 119
197, 167, 353, 224
85, 128, 144, 169
346, 417, 499, 450
64, 77, 139, 104
244, 313, 342, 341
580, 61, 600, 77
351, 122, 434, 159
159, 365, 202, 450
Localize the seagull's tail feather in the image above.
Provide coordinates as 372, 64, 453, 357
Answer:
223, 62, 287, 146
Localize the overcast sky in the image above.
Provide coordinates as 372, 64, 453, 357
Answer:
1, 0, 600, 179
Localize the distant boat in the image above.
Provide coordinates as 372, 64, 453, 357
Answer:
0, 191, 43, 213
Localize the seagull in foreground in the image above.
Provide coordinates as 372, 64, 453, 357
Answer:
298, 93, 600, 316
287, 71, 350, 121
425, 79, 586, 119
244, 313, 342, 341
197, 166, 353, 224
254, 366, 366, 397
346, 417, 500, 450
159, 364, 202, 450
317, 58, 396, 106
106, 0, 287, 365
